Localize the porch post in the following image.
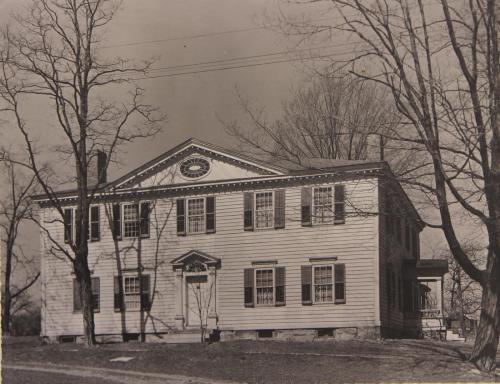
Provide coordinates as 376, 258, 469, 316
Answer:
174, 268, 184, 329
207, 265, 217, 329
436, 277, 443, 316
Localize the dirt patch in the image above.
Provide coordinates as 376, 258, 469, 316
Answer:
2, 337, 498, 383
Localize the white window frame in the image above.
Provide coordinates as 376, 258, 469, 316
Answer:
313, 265, 334, 303
123, 275, 141, 310
122, 203, 140, 238
186, 197, 206, 234
254, 268, 275, 306
254, 191, 274, 229
312, 187, 334, 225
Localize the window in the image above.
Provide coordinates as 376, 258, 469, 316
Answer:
120, 275, 151, 311
313, 266, 333, 303
255, 192, 274, 229
120, 203, 150, 239
313, 187, 333, 224
177, 197, 216, 235
64, 208, 73, 244
124, 276, 141, 310
187, 198, 205, 234
73, 277, 99, 312
123, 204, 139, 238
89, 206, 100, 241
255, 269, 274, 305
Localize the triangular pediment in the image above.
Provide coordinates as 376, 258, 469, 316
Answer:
171, 250, 220, 271
111, 138, 286, 190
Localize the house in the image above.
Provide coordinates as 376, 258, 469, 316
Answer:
34, 138, 426, 343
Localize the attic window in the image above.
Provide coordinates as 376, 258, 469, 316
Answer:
180, 157, 210, 178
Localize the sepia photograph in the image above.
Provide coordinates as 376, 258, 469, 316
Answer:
0, 0, 499, 383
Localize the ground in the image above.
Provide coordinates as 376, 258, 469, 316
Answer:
2, 336, 499, 383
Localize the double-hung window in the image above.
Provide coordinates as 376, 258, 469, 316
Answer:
255, 268, 274, 305
64, 206, 100, 243
123, 204, 139, 238
124, 276, 141, 310
313, 266, 333, 303
176, 197, 216, 235
115, 202, 150, 239
187, 198, 205, 234
313, 187, 334, 224
255, 192, 273, 229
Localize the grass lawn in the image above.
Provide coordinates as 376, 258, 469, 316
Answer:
3, 336, 499, 383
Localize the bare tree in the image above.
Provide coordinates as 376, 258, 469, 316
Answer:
225, 75, 408, 168
274, 0, 499, 371
187, 265, 214, 343
442, 242, 483, 338
0, 157, 39, 335
0, 0, 163, 345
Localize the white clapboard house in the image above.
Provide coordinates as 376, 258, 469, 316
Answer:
35, 138, 427, 343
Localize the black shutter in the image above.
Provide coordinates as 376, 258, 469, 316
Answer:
64, 208, 73, 244
334, 185, 345, 224
140, 202, 150, 238
140, 275, 151, 311
301, 265, 312, 305
73, 279, 82, 311
301, 188, 312, 226
275, 267, 286, 306
206, 196, 216, 234
91, 277, 100, 312
244, 192, 254, 231
244, 268, 254, 307
90, 206, 100, 241
114, 276, 123, 312
177, 199, 186, 236
334, 264, 346, 304
112, 204, 121, 240
405, 221, 410, 251
274, 190, 285, 229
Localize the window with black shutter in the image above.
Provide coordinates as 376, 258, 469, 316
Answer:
140, 202, 150, 238
176, 199, 186, 236
301, 265, 312, 304
112, 204, 121, 240
244, 268, 254, 307
206, 196, 216, 234
334, 185, 345, 224
334, 264, 346, 304
275, 267, 286, 306
301, 188, 312, 227
244, 192, 254, 231
140, 275, 151, 311
64, 208, 73, 244
90, 206, 100, 241
73, 277, 99, 312
114, 276, 123, 312
274, 190, 285, 229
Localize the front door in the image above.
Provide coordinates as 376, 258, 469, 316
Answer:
185, 275, 209, 328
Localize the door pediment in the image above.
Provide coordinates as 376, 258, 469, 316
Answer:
171, 250, 220, 271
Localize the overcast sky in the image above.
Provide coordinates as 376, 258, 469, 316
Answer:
0, 0, 455, 285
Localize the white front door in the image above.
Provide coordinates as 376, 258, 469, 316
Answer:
185, 275, 209, 328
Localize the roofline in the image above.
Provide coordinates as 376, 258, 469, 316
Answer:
108, 138, 289, 189
33, 161, 385, 203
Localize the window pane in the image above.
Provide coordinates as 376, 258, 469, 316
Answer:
123, 204, 139, 237
314, 266, 333, 302
256, 269, 274, 305
255, 192, 273, 229
187, 198, 205, 233
313, 187, 333, 224
124, 277, 141, 310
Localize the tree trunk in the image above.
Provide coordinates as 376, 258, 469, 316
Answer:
74, 258, 96, 346
2, 243, 13, 335
469, 271, 500, 372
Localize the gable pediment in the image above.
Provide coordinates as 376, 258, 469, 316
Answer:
111, 139, 286, 190
171, 250, 220, 271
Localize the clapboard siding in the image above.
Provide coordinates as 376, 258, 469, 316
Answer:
40, 177, 382, 336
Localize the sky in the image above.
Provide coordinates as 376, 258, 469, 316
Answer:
0, 0, 475, 294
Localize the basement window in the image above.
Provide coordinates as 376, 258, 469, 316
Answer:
257, 329, 274, 339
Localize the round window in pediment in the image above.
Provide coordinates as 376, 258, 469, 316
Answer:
180, 157, 210, 179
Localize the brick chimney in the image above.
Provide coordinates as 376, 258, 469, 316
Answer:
97, 150, 107, 184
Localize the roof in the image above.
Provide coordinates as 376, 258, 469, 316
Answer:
416, 259, 449, 277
